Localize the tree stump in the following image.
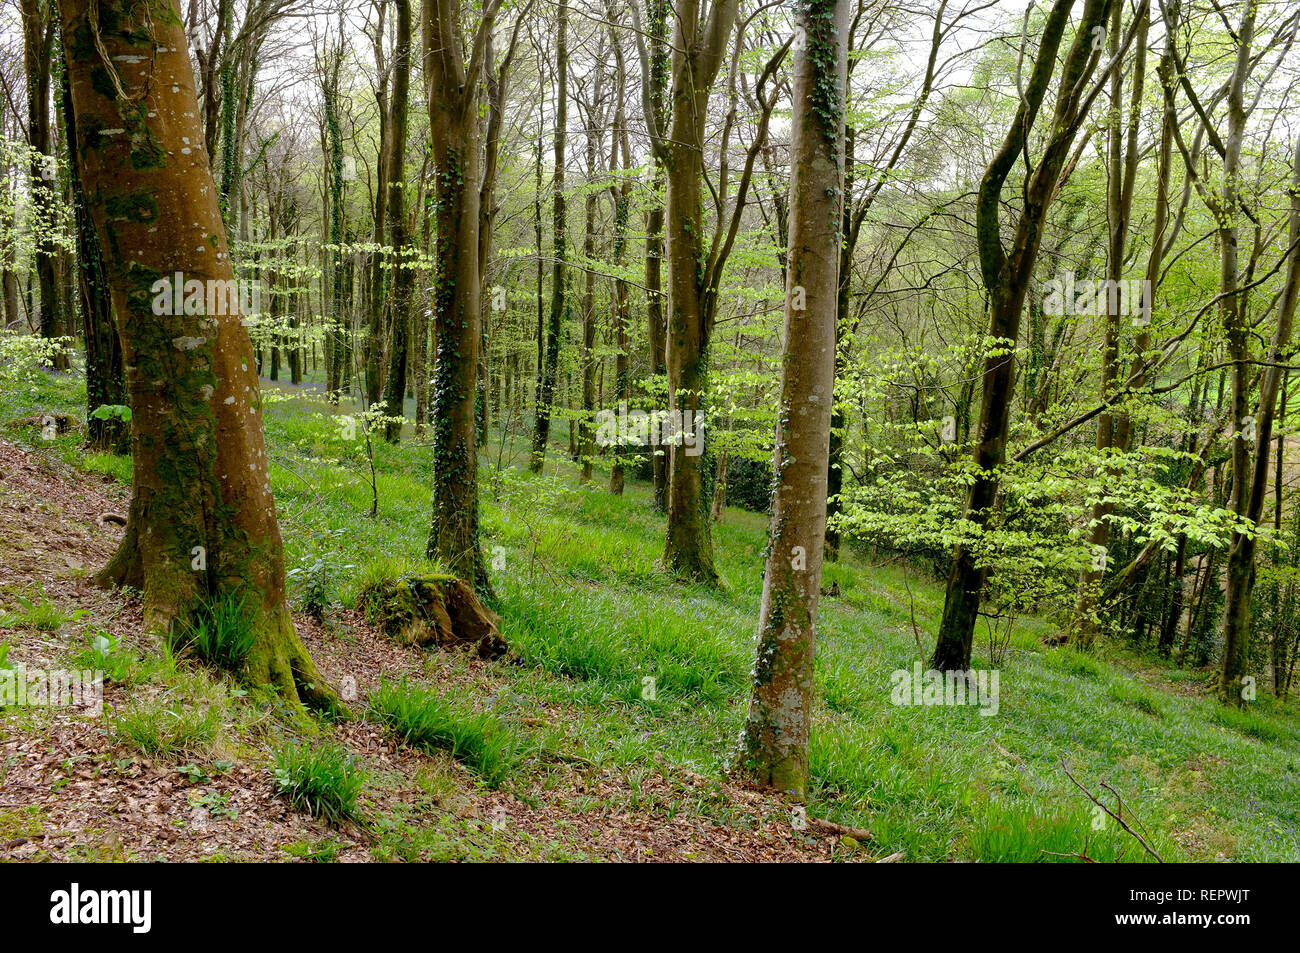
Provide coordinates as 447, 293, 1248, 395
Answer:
361, 574, 509, 659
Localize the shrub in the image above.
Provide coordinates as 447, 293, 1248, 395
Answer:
288, 536, 354, 620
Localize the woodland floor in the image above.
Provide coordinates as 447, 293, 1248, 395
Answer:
0, 440, 852, 862
1, 367, 1299, 862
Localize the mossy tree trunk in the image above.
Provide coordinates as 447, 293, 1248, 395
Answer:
739, 0, 847, 799
380, 0, 414, 441
423, 0, 502, 596
61, 0, 336, 712
61, 58, 128, 454
656, 0, 737, 583
641, 0, 670, 512
530, 0, 567, 472
319, 38, 347, 405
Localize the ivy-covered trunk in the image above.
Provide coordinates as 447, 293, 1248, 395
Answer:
740, 0, 847, 798
61, 57, 127, 453
61, 0, 336, 712
644, 0, 670, 512
530, 0, 567, 473
380, 0, 414, 442
423, 0, 497, 596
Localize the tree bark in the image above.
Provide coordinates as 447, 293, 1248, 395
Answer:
22, 0, 66, 369
530, 0, 567, 472
61, 0, 336, 712
1075, 1, 1147, 646
380, 0, 415, 441
644, 0, 670, 510
740, 0, 848, 798
660, 0, 738, 583
423, 0, 500, 596
61, 59, 128, 453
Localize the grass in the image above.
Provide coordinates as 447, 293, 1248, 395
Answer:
272, 741, 366, 822
109, 668, 229, 760
8, 365, 1300, 861
369, 679, 534, 788
174, 592, 259, 672
0, 587, 89, 633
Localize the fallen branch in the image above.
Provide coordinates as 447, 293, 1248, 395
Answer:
809, 817, 874, 842
1061, 761, 1163, 862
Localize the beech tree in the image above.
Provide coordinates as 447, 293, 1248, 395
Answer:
631, 0, 785, 582
530, 0, 567, 472
380, 0, 415, 441
932, 0, 1120, 671
60, 0, 337, 711
21, 0, 65, 368
740, 0, 848, 797
422, 0, 504, 592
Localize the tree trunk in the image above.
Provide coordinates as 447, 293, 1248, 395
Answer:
365, 1, 390, 408
61, 0, 336, 712
61, 62, 128, 453
577, 60, 603, 484
22, 0, 66, 369
710, 451, 728, 522
531, 0, 567, 472
644, 0, 670, 511
660, 0, 737, 583
1075, 1, 1147, 647
423, 0, 499, 596
933, 0, 1110, 671
381, 0, 414, 441
740, 0, 847, 798
608, 37, 633, 496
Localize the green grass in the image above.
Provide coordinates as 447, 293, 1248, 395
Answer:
11, 364, 1300, 861
0, 587, 89, 632
110, 671, 228, 760
369, 679, 534, 788
174, 592, 259, 672
273, 741, 366, 822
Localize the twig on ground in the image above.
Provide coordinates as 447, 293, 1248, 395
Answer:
1061, 761, 1163, 862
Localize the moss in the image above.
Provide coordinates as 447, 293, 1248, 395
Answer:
89, 66, 118, 101
243, 605, 344, 719
360, 573, 508, 659
122, 101, 167, 171
69, 23, 99, 62
104, 191, 159, 224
